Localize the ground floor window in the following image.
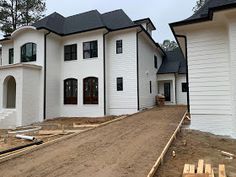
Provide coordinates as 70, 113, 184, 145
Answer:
64, 78, 78, 104
182, 83, 188, 92
83, 77, 98, 104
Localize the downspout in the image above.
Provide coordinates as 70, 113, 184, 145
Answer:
136, 29, 142, 111
175, 35, 190, 113
43, 31, 51, 120
103, 30, 110, 116
174, 73, 177, 105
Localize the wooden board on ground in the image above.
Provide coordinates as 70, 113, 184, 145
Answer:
183, 160, 226, 177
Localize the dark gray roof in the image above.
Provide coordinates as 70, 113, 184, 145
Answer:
33, 9, 136, 35
158, 48, 186, 74
134, 18, 156, 30
170, 0, 236, 26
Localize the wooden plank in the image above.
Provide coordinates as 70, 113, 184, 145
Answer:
184, 174, 209, 177
219, 164, 226, 177
205, 164, 212, 174
211, 169, 214, 177
183, 164, 190, 174
197, 159, 204, 173
189, 165, 195, 173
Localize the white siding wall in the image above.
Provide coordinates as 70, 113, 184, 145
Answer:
228, 18, 236, 136
185, 24, 236, 137
187, 26, 231, 115
138, 33, 161, 108
106, 29, 138, 115
176, 74, 187, 105
60, 30, 105, 117
46, 34, 62, 118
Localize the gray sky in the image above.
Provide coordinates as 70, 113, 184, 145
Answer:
46, 0, 196, 43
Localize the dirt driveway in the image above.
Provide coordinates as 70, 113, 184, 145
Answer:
0, 106, 186, 177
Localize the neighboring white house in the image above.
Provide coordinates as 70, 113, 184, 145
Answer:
170, 0, 236, 138
0, 9, 187, 129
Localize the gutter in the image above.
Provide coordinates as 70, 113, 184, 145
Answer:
103, 30, 110, 116
43, 31, 51, 120
136, 29, 142, 111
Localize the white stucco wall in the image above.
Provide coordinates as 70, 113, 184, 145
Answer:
46, 34, 62, 118
22, 66, 42, 125
138, 33, 161, 109
106, 29, 138, 115
2, 42, 14, 65
60, 30, 105, 117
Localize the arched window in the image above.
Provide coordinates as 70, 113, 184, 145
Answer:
64, 78, 78, 104
21, 43, 37, 62
83, 77, 98, 104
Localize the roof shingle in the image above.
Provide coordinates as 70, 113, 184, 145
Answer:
33, 9, 136, 35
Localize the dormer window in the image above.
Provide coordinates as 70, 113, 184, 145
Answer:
21, 43, 37, 62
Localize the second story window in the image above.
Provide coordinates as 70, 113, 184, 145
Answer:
9, 48, 14, 64
64, 44, 77, 61
154, 56, 158, 69
21, 43, 36, 62
83, 41, 98, 59
116, 40, 123, 54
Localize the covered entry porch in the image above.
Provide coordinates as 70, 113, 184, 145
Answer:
157, 74, 176, 105
0, 64, 42, 128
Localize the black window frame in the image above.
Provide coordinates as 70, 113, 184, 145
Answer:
182, 83, 188, 92
150, 81, 152, 94
117, 77, 123, 91
21, 43, 37, 62
64, 78, 78, 105
154, 56, 158, 69
9, 48, 14, 64
83, 77, 99, 104
64, 44, 77, 61
116, 40, 123, 54
83, 41, 98, 59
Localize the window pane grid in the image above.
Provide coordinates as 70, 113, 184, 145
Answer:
21, 43, 36, 62
64, 44, 77, 61
116, 40, 123, 54
83, 41, 98, 59
64, 79, 78, 104
83, 77, 98, 104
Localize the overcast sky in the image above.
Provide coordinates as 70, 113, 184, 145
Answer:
46, 0, 196, 43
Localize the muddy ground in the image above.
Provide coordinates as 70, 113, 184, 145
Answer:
0, 116, 117, 152
155, 129, 236, 177
0, 106, 186, 177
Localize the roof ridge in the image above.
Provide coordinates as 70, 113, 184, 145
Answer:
66, 9, 101, 19
101, 9, 123, 15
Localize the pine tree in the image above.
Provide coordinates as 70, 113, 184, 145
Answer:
0, 0, 46, 34
193, 0, 206, 13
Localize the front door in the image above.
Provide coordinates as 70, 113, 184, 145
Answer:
164, 83, 171, 102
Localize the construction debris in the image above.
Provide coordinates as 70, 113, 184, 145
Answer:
221, 150, 235, 159
16, 134, 35, 141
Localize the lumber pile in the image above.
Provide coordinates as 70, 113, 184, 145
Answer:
183, 159, 227, 177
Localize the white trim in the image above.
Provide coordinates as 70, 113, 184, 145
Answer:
11, 26, 37, 38
0, 63, 42, 70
